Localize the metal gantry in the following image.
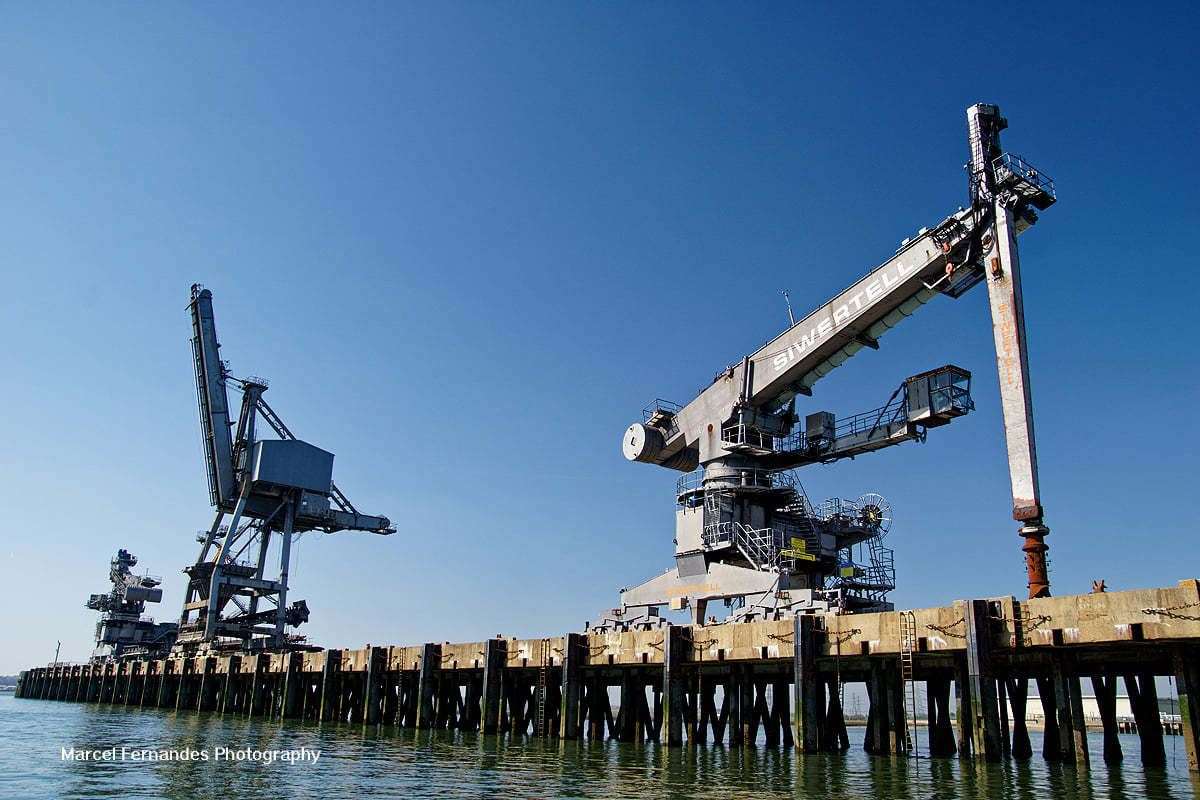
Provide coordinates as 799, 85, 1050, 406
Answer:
607, 103, 1056, 629
176, 285, 394, 655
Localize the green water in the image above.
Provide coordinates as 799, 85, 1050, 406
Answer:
1, 695, 1196, 799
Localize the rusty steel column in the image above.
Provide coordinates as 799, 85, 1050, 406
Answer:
987, 201, 1051, 598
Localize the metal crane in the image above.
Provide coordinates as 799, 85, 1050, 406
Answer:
177, 285, 394, 654
86, 549, 177, 661
609, 103, 1055, 628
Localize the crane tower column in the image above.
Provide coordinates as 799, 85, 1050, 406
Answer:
967, 102, 1053, 598
988, 202, 1050, 598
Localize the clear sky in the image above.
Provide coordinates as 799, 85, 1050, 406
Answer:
1, 3, 1197, 673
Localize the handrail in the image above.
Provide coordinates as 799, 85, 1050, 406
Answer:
993, 153, 1055, 202
676, 467, 794, 498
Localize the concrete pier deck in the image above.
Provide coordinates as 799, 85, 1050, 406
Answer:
16, 580, 1200, 773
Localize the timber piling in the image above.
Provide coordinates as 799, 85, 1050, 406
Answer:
14, 580, 1200, 773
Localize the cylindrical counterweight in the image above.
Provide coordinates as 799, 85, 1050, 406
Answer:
622, 422, 664, 463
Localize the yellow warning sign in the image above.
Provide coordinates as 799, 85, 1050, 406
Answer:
781, 537, 816, 561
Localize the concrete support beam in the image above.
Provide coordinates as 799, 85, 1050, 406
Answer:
416, 643, 441, 729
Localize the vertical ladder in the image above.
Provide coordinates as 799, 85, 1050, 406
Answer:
898, 610, 918, 754
535, 638, 551, 735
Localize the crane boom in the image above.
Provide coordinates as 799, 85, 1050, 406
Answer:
629, 207, 994, 472
749, 213, 974, 402
189, 285, 236, 508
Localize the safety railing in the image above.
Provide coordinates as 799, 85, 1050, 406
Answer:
642, 399, 682, 438
676, 466, 795, 498
701, 521, 817, 573
993, 153, 1056, 205
832, 394, 907, 441
720, 422, 776, 452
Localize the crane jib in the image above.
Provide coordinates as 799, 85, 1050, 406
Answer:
746, 212, 980, 403
766, 255, 924, 373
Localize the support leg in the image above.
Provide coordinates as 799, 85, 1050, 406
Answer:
416, 643, 441, 729
1126, 672, 1167, 768
1174, 647, 1200, 773
1091, 675, 1123, 765
955, 659, 973, 758
661, 626, 686, 746
965, 599, 1001, 762
481, 638, 506, 735
793, 615, 822, 753
1006, 677, 1032, 760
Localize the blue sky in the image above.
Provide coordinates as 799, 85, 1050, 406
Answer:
1, 3, 1197, 672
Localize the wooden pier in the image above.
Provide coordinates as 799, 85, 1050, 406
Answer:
16, 580, 1200, 773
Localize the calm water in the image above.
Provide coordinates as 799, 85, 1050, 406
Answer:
1, 695, 1197, 799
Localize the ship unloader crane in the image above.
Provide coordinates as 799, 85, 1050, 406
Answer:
606, 104, 1055, 629
177, 285, 394, 654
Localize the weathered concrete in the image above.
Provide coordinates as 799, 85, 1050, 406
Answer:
14, 580, 1200, 773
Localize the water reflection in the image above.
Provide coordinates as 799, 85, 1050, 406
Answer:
2, 697, 1196, 800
